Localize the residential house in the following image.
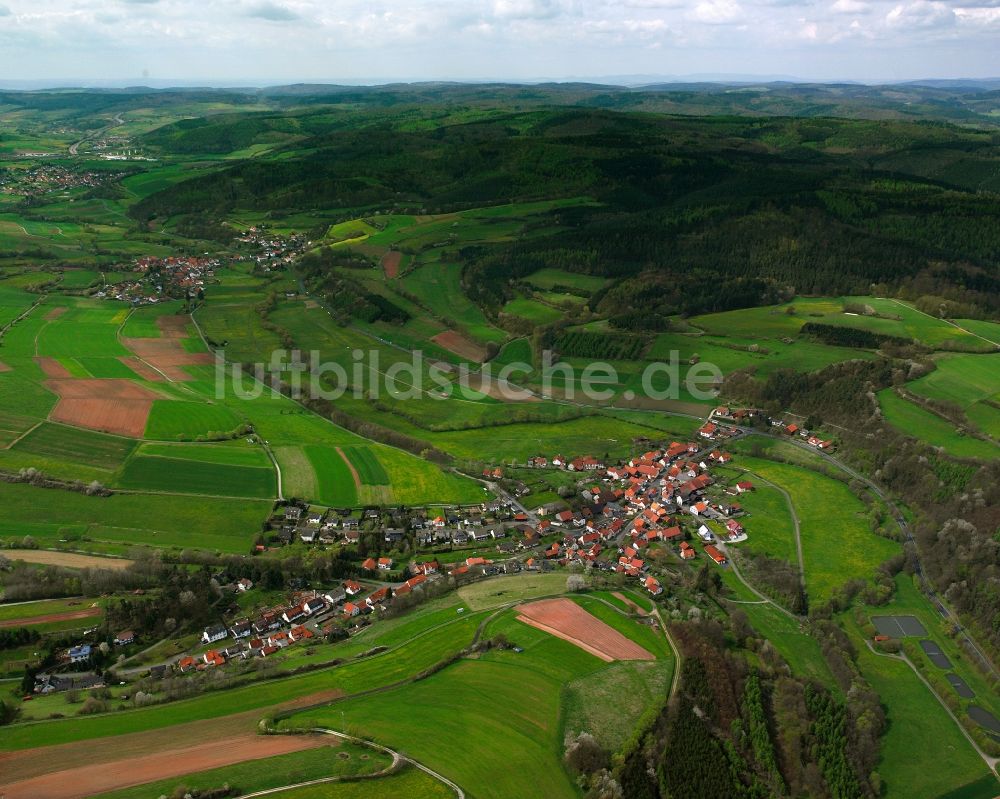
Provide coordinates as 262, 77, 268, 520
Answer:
114, 630, 135, 646
201, 624, 228, 645
67, 644, 92, 663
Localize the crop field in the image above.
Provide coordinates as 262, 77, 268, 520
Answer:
143, 399, 245, 440
137, 440, 272, 468
11, 421, 136, 469
734, 456, 900, 603
302, 444, 359, 506
0, 481, 270, 553
340, 445, 389, 485
878, 389, 998, 460
83, 742, 391, 799
724, 481, 797, 563
524, 268, 608, 293
116, 455, 276, 498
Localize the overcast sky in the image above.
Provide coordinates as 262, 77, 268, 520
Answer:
0, 0, 997, 85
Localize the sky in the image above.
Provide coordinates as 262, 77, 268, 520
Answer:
0, 0, 998, 85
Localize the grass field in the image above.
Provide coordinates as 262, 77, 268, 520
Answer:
457, 572, 569, 610
905, 353, 1000, 440
502, 297, 563, 325
261, 765, 454, 799
116, 455, 276, 498
0, 481, 270, 553
844, 614, 997, 799
691, 296, 993, 351
340, 445, 389, 485
11, 422, 136, 470
137, 440, 273, 468
284, 641, 592, 799
144, 400, 245, 440
303, 445, 359, 506
878, 389, 998, 460
733, 456, 900, 603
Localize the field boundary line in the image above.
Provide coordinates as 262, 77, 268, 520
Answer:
4, 420, 43, 450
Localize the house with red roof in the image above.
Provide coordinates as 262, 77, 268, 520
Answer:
704, 545, 727, 565
644, 577, 663, 596
343, 602, 361, 617
361, 557, 377, 571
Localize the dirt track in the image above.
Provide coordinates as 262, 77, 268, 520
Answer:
516, 598, 654, 662
336, 446, 363, 491
0, 734, 334, 799
118, 355, 165, 381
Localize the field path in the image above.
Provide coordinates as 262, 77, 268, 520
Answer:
336, 446, 363, 491
736, 467, 806, 591
886, 298, 1000, 348
241, 728, 462, 799
864, 641, 999, 776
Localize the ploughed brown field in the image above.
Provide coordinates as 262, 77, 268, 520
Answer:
45, 378, 157, 437
0, 607, 101, 629
0, 689, 346, 799
516, 598, 655, 662
430, 330, 488, 363
380, 250, 402, 278
34, 357, 71, 378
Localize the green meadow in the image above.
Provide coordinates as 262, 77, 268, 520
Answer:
733, 456, 900, 603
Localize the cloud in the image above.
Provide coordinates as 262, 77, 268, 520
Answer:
246, 2, 299, 22
831, 0, 868, 14
492, 0, 564, 19
0, 4, 10, 15
886, 0, 955, 28
689, 0, 743, 23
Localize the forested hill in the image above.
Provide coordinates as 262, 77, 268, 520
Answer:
132, 109, 1000, 319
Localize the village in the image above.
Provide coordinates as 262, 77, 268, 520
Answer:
40, 410, 832, 686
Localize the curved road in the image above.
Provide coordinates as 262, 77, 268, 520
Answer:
745, 429, 999, 682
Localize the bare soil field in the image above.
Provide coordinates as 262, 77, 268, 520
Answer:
381, 250, 402, 279
118, 355, 165, 381
0, 361, 11, 372
44, 307, 67, 321
0, 734, 334, 799
516, 598, 655, 662
431, 331, 488, 363
0, 607, 101, 629
0, 689, 345, 787
45, 378, 157, 437
4, 549, 134, 570
156, 315, 191, 338
35, 357, 71, 378
122, 337, 213, 381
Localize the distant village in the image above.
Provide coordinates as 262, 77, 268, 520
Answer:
0, 164, 126, 198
